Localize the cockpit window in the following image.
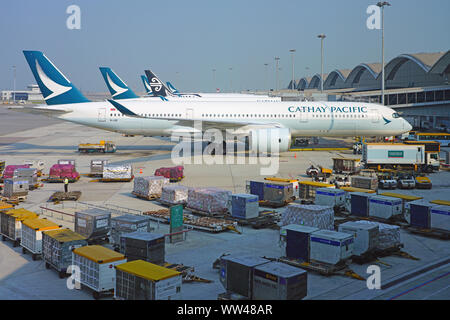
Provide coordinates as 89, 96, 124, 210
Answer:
392, 113, 400, 118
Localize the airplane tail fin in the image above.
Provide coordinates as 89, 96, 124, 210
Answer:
144, 69, 172, 97
23, 50, 90, 105
99, 67, 139, 99
141, 75, 154, 95
166, 81, 179, 94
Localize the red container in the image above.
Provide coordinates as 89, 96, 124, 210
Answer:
154, 166, 184, 180
2, 165, 30, 179
49, 164, 80, 179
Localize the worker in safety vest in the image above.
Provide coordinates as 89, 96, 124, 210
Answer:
64, 177, 69, 193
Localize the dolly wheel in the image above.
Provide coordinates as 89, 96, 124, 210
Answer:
45, 262, 50, 269
59, 271, 66, 279
93, 291, 101, 300
22, 247, 27, 254
32, 254, 37, 261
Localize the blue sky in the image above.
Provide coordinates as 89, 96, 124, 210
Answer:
1, 0, 449, 93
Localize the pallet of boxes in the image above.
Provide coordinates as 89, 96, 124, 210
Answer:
159, 185, 189, 206
101, 163, 133, 182
132, 176, 169, 200
186, 187, 231, 216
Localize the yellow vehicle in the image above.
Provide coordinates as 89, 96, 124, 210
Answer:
415, 176, 432, 189
78, 140, 116, 153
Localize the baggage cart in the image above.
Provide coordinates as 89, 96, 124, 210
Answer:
0, 208, 38, 246
20, 218, 61, 260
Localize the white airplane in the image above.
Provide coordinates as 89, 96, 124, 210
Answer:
20, 50, 412, 153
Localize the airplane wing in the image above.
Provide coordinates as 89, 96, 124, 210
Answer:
8, 105, 72, 116
107, 100, 283, 131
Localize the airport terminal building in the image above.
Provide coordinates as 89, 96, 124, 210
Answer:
1, 84, 43, 102
287, 51, 450, 130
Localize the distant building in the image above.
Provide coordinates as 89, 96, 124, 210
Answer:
1, 84, 43, 102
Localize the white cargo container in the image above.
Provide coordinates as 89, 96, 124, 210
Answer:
430, 205, 450, 232
20, 218, 61, 260
363, 144, 424, 166
72, 245, 127, 299
338, 221, 379, 256
315, 188, 346, 207
369, 195, 403, 220
310, 230, 354, 265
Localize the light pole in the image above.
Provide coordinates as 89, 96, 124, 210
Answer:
212, 69, 216, 92
264, 63, 269, 92
377, 1, 391, 105
12, 65, 16, 103
229, 67, 233, 93
274, 57, 280, 92
317, 34, 326, 92
289, 49, 296, 90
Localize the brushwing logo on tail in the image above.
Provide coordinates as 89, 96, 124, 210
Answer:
106, 73, 128, 97
150, 77, 163, 92
35, 59, 71, 100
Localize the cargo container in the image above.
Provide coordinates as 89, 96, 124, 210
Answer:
430, 205, 450, 232
57, 159, 76, 168
74, 208, 111, 242
379, 192, 422, 218
356, 221, 401, 250
231, 194, 259, 219
14, 168, 38, 189
263, 182, 294, 204
120, 231, 165, 264
160, 185, 189, 205
248, 181, 265, 201
281, 204, 334, 230
284, 224, 320, 261
351, 176, 378, 191
338, 221, 379, 256
369, 195, 403, 220
219, 255, 270, 298
348, 192, 370, 217
187, 188, 231, 214
110, 214, 152, 248
133, 176, 169, 198
115, 260, 182, 300
154, 166, 184, 182
0, 201, 14, 213
42, 228, 88, 278
409, 200, 433, 229
314, 188, 346, 207
72, 245, 127, 299
90, 160, 108, 177
1, 209, 38, 246
332, 158, 361, 174
310, 230, 354, 265
2, 178, 29, 198
48, 164, 79, 181
253, 261, 307, 300
264, 178, 299, 199
299, 181, 335, 200
20, 218, 61, 260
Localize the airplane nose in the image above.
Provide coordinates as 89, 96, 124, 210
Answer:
404, 119, 412, 132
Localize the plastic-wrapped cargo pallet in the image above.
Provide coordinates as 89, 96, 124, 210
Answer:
220, 255, 270, 299
42, 228, 88, 278
284, 224, 320, 261
103, 163, 132, 179
315, 188, 346, 207
187, 187, 232, 214
120, 231, 165, 264
253, 261, 307, 300
338, 221, 379, 256
280, 204, 334, 230
75, 208, 111, 242
110, 214, 152, 247
115, 260, 182, 300
72, 245, 127, 299
2, 178, 29, 198
310, 230, 354, 265
21, 218, 61, 259
430, 205, 450, 232
160, 185, 189, 205
231, 194, 259, 219
133, 176, 170, 197
1, 209, 38, 245
356, 220, 401, 250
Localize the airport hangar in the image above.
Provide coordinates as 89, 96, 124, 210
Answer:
285, 50, 450, 130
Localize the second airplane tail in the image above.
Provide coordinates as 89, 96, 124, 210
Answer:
99, 67, 139, 100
